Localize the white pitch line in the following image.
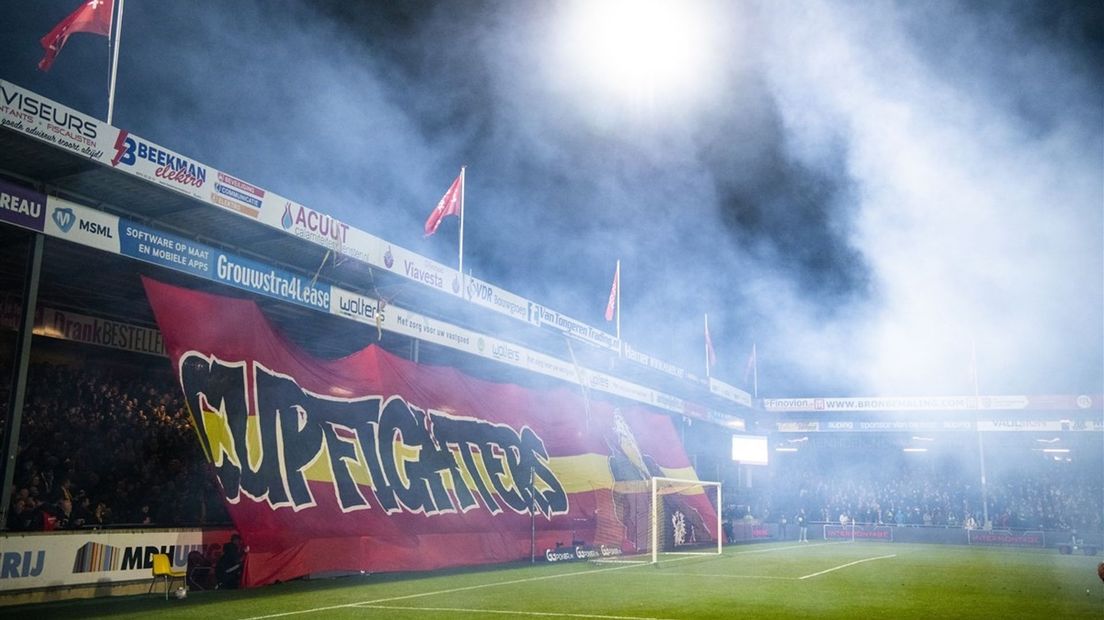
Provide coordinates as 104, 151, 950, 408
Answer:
239, 558, 699, 620
660, 571, 797, 581
798, 553, 897, 580
358, 603, 680, 620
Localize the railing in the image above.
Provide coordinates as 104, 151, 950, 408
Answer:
724, 519, 1102, 549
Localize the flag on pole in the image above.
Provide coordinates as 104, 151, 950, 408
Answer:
704, 314, 717, 372
604, 261, 619, 322
743, 344, 757, 388
423, 172, 463, 237
38, 0, 114, 72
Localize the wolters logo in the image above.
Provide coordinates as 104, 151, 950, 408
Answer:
52, 207, 76, 233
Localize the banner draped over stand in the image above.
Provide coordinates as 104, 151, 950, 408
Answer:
143, 278, 715, 586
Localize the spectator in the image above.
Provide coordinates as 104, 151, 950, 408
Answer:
186, 550, 215, 590
6, 498, 34, 531
216, 534, 245, 589
53, 498, 77, 529
90, 501, 110, 527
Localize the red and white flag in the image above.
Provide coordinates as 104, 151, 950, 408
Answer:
424, 172, 463, 237
604, 261, 619, 321
38, 0, 114, 72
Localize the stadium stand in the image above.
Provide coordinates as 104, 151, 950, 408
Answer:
5, 360, 228, 531
0, 80, 1099, 604
765, 437, 1102, 533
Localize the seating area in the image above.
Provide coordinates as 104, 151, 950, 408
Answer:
4, 362, 229, 532
763, 436, 1103, 532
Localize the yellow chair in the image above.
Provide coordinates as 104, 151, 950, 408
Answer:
148, 553, 186, 599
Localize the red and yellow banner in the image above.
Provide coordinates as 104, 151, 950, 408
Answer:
143, 278, 715, 586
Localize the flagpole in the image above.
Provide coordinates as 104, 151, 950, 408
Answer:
106, 0, 125, 125
970, 338, 981, 402
971, 337, 990, 528
704, 314, 711, 378
752, 343, 758, 399
614, 259, 621, 344
457, 166, 466, 285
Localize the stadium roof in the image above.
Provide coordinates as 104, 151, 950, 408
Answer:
0, 115, 741, 415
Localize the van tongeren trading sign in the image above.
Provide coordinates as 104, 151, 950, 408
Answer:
142, 278, 716, 587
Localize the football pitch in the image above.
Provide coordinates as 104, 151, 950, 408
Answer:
7, 541, 1102, 619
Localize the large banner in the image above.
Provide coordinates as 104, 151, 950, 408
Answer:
143, 279, 717, 586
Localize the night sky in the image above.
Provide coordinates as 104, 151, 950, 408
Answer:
1, 0, 1101, 397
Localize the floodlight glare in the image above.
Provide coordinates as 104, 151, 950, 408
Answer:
562, 0, 712, 101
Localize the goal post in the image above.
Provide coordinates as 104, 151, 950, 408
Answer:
595, 476, 722, 564
649, 476, 723, 564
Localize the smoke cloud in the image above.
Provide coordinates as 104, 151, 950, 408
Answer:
1, 0, 1099, 397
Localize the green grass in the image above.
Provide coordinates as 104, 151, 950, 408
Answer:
5, 542, 1102, 619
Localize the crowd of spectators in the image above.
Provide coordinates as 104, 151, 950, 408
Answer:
4, 361, 228, 532
764, 443, 1103, 533
988, 468, 1103, 532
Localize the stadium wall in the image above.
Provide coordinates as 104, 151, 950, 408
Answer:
772, 523, 1104, 549
0, 527, 233, 605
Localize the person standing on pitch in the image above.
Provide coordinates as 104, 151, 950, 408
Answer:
797, 509, 808, 542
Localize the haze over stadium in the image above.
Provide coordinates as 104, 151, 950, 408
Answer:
0, 1, 1102, 616
2, 0, 1099, 398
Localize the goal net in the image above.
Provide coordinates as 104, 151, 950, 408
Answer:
597, 477, 722, 563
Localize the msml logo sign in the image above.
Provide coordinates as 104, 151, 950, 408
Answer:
51, 206, 114, 239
